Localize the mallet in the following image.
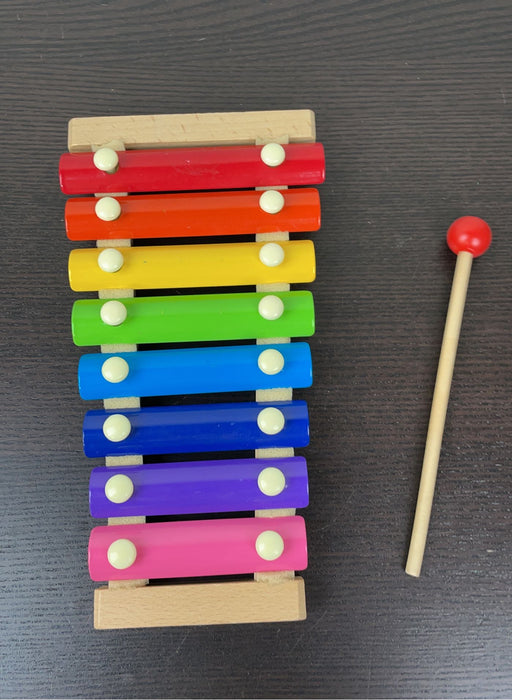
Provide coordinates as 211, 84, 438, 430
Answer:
406, 216, 492, 577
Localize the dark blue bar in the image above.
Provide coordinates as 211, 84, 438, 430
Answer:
83, 401, 309, 458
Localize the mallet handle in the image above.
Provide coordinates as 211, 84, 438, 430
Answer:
406, 251, 473, 577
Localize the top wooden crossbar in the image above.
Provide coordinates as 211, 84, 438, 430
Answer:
68, 110, 316, 152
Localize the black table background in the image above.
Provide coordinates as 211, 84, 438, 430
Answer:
1, 1, 511, 698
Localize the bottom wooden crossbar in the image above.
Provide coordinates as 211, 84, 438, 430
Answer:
94, 577, 306, 629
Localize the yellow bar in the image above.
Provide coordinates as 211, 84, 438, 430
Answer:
69, 240, 316, 292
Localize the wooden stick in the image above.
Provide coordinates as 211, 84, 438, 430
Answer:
406, 215, 492, 577
92, 140, 148, 589
406, 251, 473, 577
254, 135, 297, 584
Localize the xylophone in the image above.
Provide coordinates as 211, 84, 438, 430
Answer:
59, 110, 325, 628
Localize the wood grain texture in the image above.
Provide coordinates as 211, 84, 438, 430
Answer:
1, 0, 512, 698
94, 578, 306, 629
68, 110, 315, 151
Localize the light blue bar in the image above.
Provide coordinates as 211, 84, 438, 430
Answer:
78, 343, 312, 400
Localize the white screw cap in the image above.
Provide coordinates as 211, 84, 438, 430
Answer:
107, 538, 137, 569
258, 467, 286, 496
257, 407, 285, 435
258, 295, 284, 321
100, 300, 127, 326
257, 348, 284, 375
101, 356, 129, 383
259, 190, 285, 214
98, 248, 124, 273
95, 196, 122, 221
259, 242, 285, 267
104, 474, 134, 503
102, 414, 131, 442
260, 143, 286, 167
255, 530, 284, 561
93, 147, 119, 173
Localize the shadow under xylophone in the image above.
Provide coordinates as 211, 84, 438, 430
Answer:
59, 109, 325, 629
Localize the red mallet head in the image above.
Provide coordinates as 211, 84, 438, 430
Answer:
447, 216, 492, 258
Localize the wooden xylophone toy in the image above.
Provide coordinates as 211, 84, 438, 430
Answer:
59, 109, 324, 629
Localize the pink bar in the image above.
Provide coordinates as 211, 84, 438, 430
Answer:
88, 516, 307, 581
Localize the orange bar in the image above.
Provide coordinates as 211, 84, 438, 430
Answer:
65, 188, 320, 241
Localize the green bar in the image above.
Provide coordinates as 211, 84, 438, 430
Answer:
72, 291, 315, 346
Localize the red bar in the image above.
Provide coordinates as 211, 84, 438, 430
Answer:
65, 188, 321, 240
59, 143, 325, 195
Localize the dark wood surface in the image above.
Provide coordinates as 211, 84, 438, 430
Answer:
1, 1, 511, 697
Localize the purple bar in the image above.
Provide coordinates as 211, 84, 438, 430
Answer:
89, 456, 309, 518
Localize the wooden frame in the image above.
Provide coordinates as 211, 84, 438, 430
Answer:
68, 109, 315, 152
94, 578, 306, 629
67, 109, 316, 628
